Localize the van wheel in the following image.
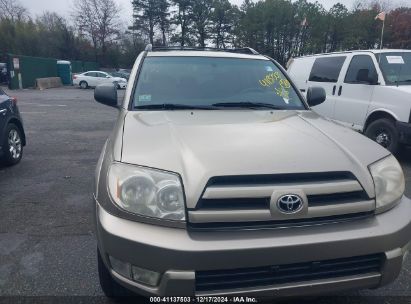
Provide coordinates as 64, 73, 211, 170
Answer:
79, 81, 88, 89
1, 123, 23, 166
97, 248, 134, 298
365, 118, 399, 153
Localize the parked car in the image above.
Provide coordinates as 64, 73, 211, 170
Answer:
287, 50, 411, 153
0, 88, 25, 165
93, 45, 410, 298
73, 71, 127, 89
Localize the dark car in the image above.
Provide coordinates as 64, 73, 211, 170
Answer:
0, 88, 25, 165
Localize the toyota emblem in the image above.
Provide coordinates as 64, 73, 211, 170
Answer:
277, 194, 303, 214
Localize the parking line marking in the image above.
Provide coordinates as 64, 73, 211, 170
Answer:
20, 112, 47, 114
19, 103, 67, 107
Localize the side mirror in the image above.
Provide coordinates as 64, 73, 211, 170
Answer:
106, 75, 111, 78
94, 83, 118, 108
306, 86, 326, 107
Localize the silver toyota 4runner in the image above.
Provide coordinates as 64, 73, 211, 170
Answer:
93, 45, 411, 298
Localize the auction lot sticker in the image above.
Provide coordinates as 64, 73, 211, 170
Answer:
386, 56, 405, 64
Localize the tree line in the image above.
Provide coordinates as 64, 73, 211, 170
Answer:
0, 0, 410, 68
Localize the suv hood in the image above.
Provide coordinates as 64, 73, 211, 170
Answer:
121, 110, 389, 207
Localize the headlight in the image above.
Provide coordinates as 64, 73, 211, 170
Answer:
369, 155, 405, 212
108, 163, 185, 221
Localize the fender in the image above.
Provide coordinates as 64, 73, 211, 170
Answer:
3, 114, 26, 145
364, 108, 399, 131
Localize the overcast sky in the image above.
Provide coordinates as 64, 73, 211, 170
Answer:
19, 0, 364, 22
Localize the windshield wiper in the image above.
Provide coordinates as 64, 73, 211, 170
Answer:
212, 102, 285, 110
134, 104, 218, 110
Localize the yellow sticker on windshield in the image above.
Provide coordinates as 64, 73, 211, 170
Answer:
275, 87, 289, 100
259, 72, 291, 100
279, 79, 291, 89
259, 72, 281, 87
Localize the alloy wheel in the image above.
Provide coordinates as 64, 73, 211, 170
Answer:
8, 129, 22, 160
375, 129, 391, 148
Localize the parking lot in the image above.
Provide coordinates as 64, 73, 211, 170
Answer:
0, 87, 411, 301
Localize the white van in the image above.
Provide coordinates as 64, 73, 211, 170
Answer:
288, 50, 411, 153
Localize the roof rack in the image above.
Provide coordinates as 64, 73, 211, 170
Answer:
144, 44, 260, 55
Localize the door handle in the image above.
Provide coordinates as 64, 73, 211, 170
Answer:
300, 89, 306, 93
338, 86, 342, 96
332, 85, 336, 95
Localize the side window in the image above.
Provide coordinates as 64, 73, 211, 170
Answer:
309, 56, 346, 83
344, 55, 378, 84
0, 89, 4, 95
98, 73, 108, 78
85, 72, 96, 77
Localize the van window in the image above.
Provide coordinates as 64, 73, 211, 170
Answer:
377, 52, 411, 86
309, 56, 346, 83
344, 55, 377, 84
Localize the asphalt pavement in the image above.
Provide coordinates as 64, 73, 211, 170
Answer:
0, 87, 410, 303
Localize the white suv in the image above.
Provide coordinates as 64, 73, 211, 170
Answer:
288, 50, 411, 153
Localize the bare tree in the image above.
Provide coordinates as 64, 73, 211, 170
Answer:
72, 0, 122, 65
0, 0, 28, 21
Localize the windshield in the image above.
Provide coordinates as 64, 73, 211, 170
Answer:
377, 52, 411, 86
133, 57, 305, 110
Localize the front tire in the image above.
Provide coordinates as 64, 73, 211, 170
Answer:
1, 123, 23, 166
365, 118, 400, 153
97, 248, 134, 298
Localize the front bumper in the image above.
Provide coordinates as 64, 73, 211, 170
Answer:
95, 196, 411, 297
397, 121, 411, 145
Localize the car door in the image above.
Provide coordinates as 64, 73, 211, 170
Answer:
0, 89, 9, 148
333, 54, 378, 130
307, 56, 347, 118
97, 72, 111, 85
83, 72, 97, 86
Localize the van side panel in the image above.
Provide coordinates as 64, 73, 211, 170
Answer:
287, 57, 315, 95
367, 86, 411, 124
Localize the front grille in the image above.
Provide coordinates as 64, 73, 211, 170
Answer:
307, 191, 368, 206
188, 172, 374, 230
204, 172, 355, 187
196, 254, 383, 292
196, 197, 270, 210
188, 211, 374, 231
